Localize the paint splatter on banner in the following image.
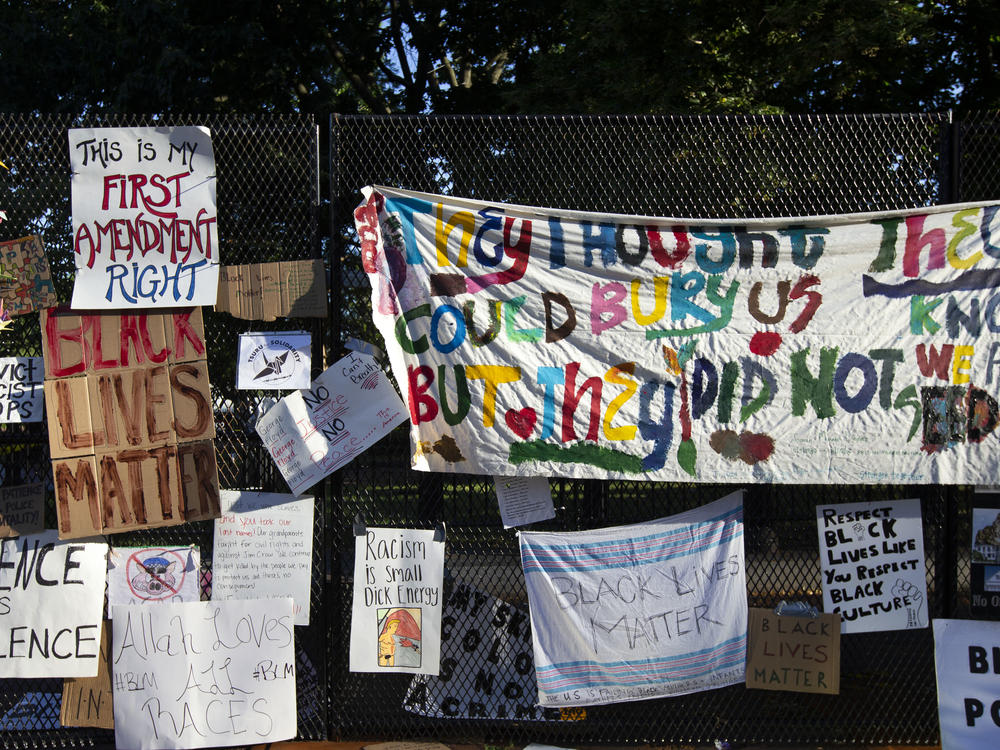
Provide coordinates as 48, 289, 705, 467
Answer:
355, 186, 1000, 484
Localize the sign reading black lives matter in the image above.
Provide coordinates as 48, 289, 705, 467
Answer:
816, 498, 927, 633
405, 580, 560, 721
350, 526, 444, 674
68, 126, 219, 309
0, 530, 108, 677
236, 331, 311, 390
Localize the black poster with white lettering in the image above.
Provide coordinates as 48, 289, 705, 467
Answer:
816, 498, 927, 634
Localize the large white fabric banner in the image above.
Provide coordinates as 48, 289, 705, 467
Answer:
519, 492, 746, 706
356, 186, 1000, 484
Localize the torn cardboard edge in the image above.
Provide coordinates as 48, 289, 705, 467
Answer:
215, 259, 327, 320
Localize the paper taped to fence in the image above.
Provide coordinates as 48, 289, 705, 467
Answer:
236, 331, 312, 390
519, 491, 746, 706
933, 618, 1000, 749
68, 126, 219, 309
0, 235, 58, 316
107, 546, 200, 611
356, 186, 1000, 485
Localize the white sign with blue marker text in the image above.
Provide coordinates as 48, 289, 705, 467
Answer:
68, 126, 219, 309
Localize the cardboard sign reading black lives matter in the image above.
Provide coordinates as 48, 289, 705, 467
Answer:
816, 498, 927, 633
746, 608, 840, 694
42, 306, 220, 539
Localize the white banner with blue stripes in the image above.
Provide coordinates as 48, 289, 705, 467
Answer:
519, 491, 746, 705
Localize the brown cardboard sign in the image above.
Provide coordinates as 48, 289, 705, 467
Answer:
60, 620, 114, 728
746, 607, 841, 695
215, 259, 326, 320
42, 306, 220, 538
0, 235, 59, 316
0, 482, 46, 537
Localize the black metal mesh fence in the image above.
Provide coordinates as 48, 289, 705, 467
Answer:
0, 113, 324, 748
1, 111, 998, 748
327, 113, 998, 747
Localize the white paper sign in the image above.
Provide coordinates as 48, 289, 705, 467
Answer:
108, 546, 200, 612
236, 331, 312, 390
213, 490, 314, 625
494, 476, 556, 528
68, 126, 219, 309
256, 351, 407, 495
816, 498, 927, 633
111, 598, 296, 749
520, 492, 746, 706
0, 530, 108, 677
934, 618, 1000, 749
0, 357, 43, 423
349, 527, 444, 674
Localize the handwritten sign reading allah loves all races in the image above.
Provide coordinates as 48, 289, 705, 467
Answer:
356, 186, 1000, 485
42, 306, 220, 539
68, 126, 219, 309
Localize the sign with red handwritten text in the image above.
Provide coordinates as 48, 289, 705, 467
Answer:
69, 126, 219, 309
356, 186, 1000, 484
213, 490, 314, 626
41, 306, 220, 539
111, 598, 296, 749
256, 351, 407, 495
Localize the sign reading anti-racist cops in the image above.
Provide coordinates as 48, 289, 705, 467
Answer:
519, 492, 746, 706
0, 356, 43, 423
816, 498, 927, 633
356, 186, 1000, 485
69, 127, 219, 309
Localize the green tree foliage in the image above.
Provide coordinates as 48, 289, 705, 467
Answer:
0, 1, 996, 114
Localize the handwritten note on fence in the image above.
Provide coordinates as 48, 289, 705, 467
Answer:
68, 126, 219, 309
111, 598, 296, 750
61, 621, 114, 728
213, 490, 314, 625
215, 260, 326, 320
42, 306, 220, 538
256, 351, 407, 495
0, 530, 108, 678
816, 498, 927, 633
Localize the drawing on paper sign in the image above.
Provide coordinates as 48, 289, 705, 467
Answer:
377, 608, 421, 668
236, 331, 311, 390
126, 548, 186, 601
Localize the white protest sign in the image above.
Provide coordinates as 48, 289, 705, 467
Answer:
111, 598, 296, 749
934, 618, 1000, 749
108, 546, 200, 612
350, 526, 445, 674
236, 331, 312, 390
256, 351, 407, 496
213, 490, 314, 625
68, 126, 219, 309
520, 491, 747, 706
494, 476, 556, 528
0, 357, 43, 423
816, 498, 927, 633
0, 530, 108, 677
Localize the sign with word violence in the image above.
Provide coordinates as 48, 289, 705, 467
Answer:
69, 126, 219, 309
42, 306, 220, 538
356, 186, 1000, 484
0, 531, 108, 678
519, 492, 746, 706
